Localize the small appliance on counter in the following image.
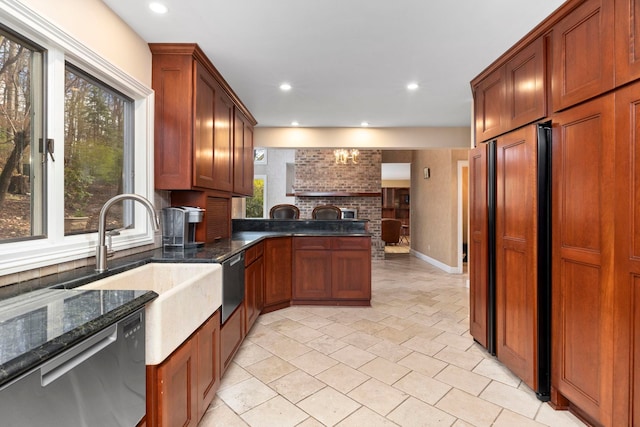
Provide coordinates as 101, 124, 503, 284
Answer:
162, 206, 205, 248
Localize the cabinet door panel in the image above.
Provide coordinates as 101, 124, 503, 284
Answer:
474, 67, 506, 142
505, 38, 546, 129
293, 250, 332, 300
264, 237, 292, 308
552, 94, 615, 425
613, 83, 640, 425
213, 88, 234, 192
495, 126, 537, 389
220, 305, 244, 375
196, 311, 220, 422
331, 250, 371, 300
551, 0, 614, 111
469, 144, 489, 348
245, 255, 264, 333
157, 339, 197, 427
194, 62, 216, 189
153, 54, 193, 190
233, 110, 254, 196
615, 0, 640, 85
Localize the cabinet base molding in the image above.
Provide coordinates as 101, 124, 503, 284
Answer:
292, 299, 370, 307
261, 301, 291, 314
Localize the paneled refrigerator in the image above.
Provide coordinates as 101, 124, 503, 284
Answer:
469, 122, 551, 401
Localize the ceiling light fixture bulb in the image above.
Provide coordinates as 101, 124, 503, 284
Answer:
149, 2, 168, 14
407, 82, 419, 90
361, 121, 369, 127
291, 121, 299, 126
279, 83, 292, 91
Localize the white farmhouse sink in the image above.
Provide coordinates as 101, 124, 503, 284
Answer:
78, 263, 222, 365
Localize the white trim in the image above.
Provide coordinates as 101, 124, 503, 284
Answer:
411, 249, 460, 274
0, 0, 155, 276
456, 160, 469, 274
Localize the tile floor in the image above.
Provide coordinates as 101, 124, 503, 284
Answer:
199, 254, 586, 427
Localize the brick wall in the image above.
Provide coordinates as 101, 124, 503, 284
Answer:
294, 149, 384, 259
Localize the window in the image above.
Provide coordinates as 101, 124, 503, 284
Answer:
0, 4, 154, 276
0, 29, 44, 241
246, 176, 266, 218
64, 65, 133, 235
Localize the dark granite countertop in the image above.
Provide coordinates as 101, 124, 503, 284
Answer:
0, 288, 156, 389
0, 220, 370, 389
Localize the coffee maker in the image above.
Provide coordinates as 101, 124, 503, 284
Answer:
162, 206, 205, 248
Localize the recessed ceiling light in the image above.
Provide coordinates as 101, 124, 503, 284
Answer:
407, 82, 419, 90
361, 121, 369, 127
149, 2, 168, 14
279, 83, 292, 91
291, 121, 299, 126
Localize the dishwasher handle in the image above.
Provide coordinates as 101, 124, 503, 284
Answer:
228, 252, 244, 267
40, 323, 118, 387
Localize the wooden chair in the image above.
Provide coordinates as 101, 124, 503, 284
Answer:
269, 204, 300, 219
381, 218, 402, 245
312, 205, 342, 220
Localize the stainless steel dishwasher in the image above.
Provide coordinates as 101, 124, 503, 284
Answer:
221, 251, 245, 324
0, 308, 146, 426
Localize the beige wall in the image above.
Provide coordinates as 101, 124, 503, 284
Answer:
255, 127, 470, 149
20, 0, 152, 85
411, 149, 469, 269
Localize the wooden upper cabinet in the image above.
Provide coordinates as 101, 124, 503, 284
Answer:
473, 37, 546, 143
474, 67, 506, 143
193, 61, 217, 189
152, 52, 194, 190
150, 43, 257, 193
213, 86, 234, 192
551, 0, 614, 112
615, 0, 640, 85
233, 109, 255, 196
505, 38, 546, 130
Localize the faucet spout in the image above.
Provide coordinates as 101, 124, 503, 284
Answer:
96, 193, 160, 273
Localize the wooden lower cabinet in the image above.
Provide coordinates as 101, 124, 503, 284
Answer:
293, 236, 371, 304
263, 237, 292, 312
220, 304, 244, 375
196, 312, 221, 422
331, 237, 371, 301
293, 237, 332, 300
551, 94, 615, 426
146, 310, 221, 427
244, 242, 264, 334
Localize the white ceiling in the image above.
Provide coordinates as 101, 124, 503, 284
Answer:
102, 0, 566, 128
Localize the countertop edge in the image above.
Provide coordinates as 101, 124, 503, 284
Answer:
0, 291, 157, 389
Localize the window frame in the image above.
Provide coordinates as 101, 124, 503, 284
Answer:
0, 2, 155, 276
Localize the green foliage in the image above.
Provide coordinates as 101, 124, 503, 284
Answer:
64, 162, 93, 216
246, 179, 264, 218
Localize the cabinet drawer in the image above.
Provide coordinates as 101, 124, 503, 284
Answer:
245, 241, 264, 266
331, 237, 370, 250
294, 237, 332, 250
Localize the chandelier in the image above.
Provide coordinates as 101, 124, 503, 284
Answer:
334, 148, 360, 164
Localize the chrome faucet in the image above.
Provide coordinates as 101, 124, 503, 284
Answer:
96, 193, 160, 272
